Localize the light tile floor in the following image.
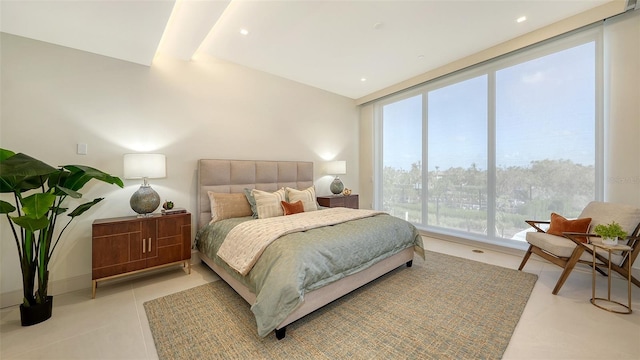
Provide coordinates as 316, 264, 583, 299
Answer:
1, 237, 639, 359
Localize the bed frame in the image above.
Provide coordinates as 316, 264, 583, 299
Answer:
197, 159, 414, 339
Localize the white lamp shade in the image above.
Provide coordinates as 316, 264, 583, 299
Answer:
325, 160, 346, 175
123, 154, 166, 179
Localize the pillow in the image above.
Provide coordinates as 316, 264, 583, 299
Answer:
243, 188, 258, 219
281, 200, 304, 215
252, 188, 286, 219
547, 212, 592, 243
285, 186, 318, 212
207, 192, 252, 224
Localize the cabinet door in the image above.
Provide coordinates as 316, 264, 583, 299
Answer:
92, 221, 147, 279
141, 218, 158, 263
146, 214, 190, 267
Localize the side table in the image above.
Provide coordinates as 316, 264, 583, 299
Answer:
590, 242, 632, 314
317, 194, 359, 209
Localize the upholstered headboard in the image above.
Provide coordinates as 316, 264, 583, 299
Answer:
197, 159, 314, 230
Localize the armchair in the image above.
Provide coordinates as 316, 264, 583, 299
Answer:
518, 201, 640, 295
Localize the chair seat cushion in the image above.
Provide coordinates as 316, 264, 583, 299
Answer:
526, 231, 624, 265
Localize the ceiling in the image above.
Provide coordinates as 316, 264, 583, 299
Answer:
0, 0, 620, 99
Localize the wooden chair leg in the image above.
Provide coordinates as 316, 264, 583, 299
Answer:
519, 245, 533, 271
552, 246, 584, 295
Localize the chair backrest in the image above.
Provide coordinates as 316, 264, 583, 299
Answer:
579, 201, 640, 239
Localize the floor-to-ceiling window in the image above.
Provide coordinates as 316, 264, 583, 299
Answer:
375, 27, 601, 247
381, 94, 423, 223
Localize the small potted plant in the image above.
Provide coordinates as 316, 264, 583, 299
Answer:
593, 221, 627, 246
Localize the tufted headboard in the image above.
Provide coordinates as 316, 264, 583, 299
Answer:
197, 159, 314, 230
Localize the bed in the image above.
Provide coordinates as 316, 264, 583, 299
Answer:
195, 159, 424, 339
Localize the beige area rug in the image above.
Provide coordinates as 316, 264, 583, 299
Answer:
144, 251, 538, 359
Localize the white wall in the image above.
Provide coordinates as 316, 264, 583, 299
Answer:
603, 10, 640, 204
0, 33, 359, 306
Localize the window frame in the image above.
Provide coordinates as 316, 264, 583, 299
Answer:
374, 25, 603, 250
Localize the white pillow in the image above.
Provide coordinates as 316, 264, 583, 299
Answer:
286, 186, 318, 212
252, 188, 286, 219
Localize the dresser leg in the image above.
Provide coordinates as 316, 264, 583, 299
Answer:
92, 280, 97, 299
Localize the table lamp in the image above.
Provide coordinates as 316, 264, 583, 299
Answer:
326, 160, 346, 195
124, 153, 166, 216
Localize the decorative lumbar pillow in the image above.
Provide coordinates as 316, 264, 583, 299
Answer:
286, 186, 318, 212
207, 192, 252, 224
547, 212, 592, 243
243, 188, 258, 219
281, 200, 304, 215
252, 188, 286, 219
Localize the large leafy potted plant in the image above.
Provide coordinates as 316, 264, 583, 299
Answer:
0, 148, 123, 325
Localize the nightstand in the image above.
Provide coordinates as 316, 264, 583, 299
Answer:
317, 194, 359, 209
91, 212, 191, 298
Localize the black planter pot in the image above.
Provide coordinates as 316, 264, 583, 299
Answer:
19, 296, 53, 326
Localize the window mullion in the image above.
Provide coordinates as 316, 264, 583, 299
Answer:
422, 92, 428, 225
487, 71, 497, 237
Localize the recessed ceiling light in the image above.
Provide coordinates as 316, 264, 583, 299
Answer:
373, 22, 384, 30
240, 28, 249, 35
361, 78, 367, 82
516, 16, 527, 23
418, 55, 425, 60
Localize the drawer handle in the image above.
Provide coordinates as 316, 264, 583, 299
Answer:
148, 238, 152, 252
142, 239, 146, 253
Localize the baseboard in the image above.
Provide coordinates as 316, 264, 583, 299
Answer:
0, 289, 22, 309
2, 252, 203, 309
191, 248, 201, 264
420, 230, 640, 273
1, 273, 90, 309
418, 230, 528, 257
3, 242, 636, 308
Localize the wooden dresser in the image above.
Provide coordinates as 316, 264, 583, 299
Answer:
91, 212, 191, 298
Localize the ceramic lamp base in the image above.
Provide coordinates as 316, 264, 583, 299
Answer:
330, 177, 344, 195
130, 185, 160, 215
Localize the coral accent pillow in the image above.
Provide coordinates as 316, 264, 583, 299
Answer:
547, 212, 592, 243
281, 200, 305, 215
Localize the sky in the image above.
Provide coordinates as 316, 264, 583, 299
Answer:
382, 41, 596, 172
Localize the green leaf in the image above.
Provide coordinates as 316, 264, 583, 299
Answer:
0, 151, 57, 193
0, 148, 16, 162
47, 170, 67, 194
11, 215, 50, 232
60, 165, 124, 191
20, 192, 56, 219
51, 170, 86, 194
55, 186, 82, 199
68, 198, 104, 217
594, 221, 627, 238
0, 200, 16, 214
